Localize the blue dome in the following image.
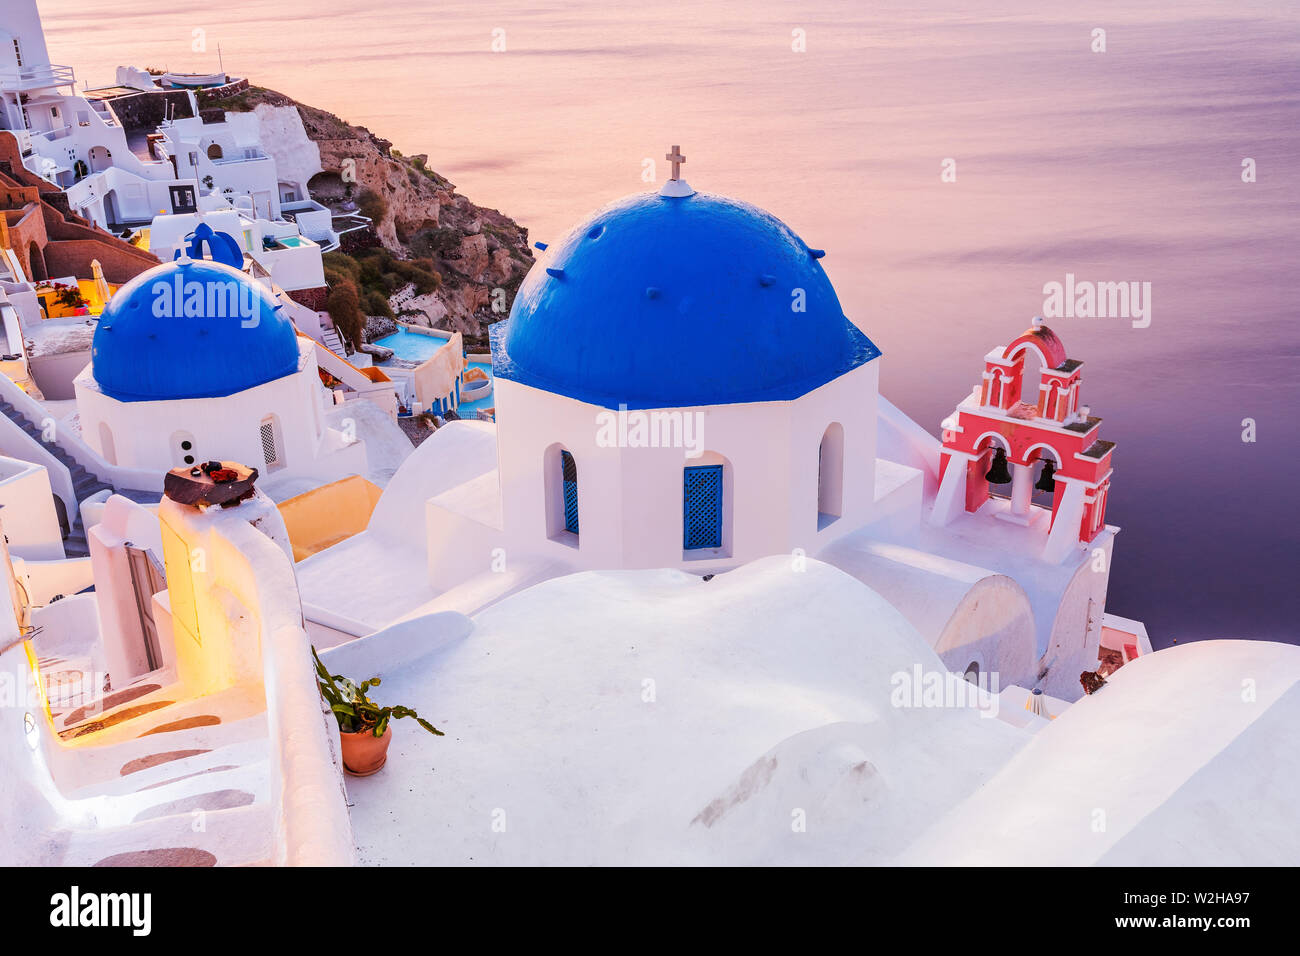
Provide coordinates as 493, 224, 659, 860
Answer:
92, 257, 300, 402
492, 190, 879, 410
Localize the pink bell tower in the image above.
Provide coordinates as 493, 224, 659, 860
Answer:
930, 318, 1115, 563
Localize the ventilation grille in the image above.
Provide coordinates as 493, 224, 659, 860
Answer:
561, 450, 579, 535
260, 421, 278, 467
683, 465, 723, 550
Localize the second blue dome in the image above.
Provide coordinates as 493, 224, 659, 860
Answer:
92, 257, 301, 402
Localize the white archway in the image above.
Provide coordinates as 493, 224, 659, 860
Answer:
98, 422, 117, 466
542, 442, 579, 546
817, 422, 845, 529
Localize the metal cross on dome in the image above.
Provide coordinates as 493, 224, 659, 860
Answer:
666, 145, 685, 180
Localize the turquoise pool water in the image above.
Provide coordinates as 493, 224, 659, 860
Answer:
374, 327, 449, 362
374, 329, 494, 419
458, 359, 494, 420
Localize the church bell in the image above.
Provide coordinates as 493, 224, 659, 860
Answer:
1035, 460, 1057, 493
985, 448, 1012, 484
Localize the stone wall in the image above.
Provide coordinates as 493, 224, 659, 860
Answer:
40, 204, 159, 282
0, 180, 48, 279
42, 239, 155, 285
196, 78, 251, 105
286, 285, 328, 312
0, 205, 47, 281
103, 89, 195, 131
364, 315, 398, 340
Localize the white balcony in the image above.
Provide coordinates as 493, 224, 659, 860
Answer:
0, 63, 76, 93
210, 147, 270, 165
31, 124, 73, 142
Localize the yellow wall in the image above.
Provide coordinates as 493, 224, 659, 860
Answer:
159, 503, 265, 698
35, 279, 116, 318
276, 475, 382, 562
78, 278, 116, 315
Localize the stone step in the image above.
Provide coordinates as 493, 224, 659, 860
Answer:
320, 328, 348, 359
0, 398, 116, 512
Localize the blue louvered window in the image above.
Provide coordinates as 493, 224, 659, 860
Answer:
561, 450, 579, 535
683, 464, 723, 550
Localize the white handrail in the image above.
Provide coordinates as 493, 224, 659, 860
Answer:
210, 516, 355, 866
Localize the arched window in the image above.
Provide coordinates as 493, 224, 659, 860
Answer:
206, 142, 224, 161
259, 415, 284, 472
98, 422, 117, 466
560, 450, 579, 535
683, 464, 723, 551
1016, 346, 1045, 406
542, 444, 578, 545
817, 422, 844, 529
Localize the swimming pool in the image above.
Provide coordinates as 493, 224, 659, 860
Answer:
457, 359, 494, 420
374, 329, 495, 419
374, 327, 451, 362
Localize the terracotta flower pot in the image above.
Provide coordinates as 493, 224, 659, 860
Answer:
339, 724, 392, 776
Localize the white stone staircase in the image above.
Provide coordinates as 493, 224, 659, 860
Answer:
90, 99, 119, 128
40, 662, 276, 867
320, 326, 348, 360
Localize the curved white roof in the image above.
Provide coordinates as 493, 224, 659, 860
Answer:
902, 638, 1300, 866
326, 556, 1031, 865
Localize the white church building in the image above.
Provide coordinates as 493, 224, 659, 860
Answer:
294, 156, 1146, 701
73, 226, 365, 487
485, 175, 882, 569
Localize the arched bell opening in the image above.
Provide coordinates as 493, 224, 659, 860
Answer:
964, 434, 1012, 513
1026, 444, 1063, 510
974, 434, 1013, 501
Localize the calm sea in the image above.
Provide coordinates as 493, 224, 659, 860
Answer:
36, 0, 1300, 645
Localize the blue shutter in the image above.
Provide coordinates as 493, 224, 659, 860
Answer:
683, 465, 723, 550
561, 450, 579, 535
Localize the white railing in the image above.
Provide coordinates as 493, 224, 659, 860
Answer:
0, 64, 75, 92
191, 510, 356, 865
31, 124, 72, 142
211, 147, 268, 165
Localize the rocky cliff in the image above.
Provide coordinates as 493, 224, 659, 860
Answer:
208, 85, 533, 345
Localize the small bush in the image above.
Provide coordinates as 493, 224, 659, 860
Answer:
357, 187, 388, 224
326, 278, 364, 349
363, 288, 393, 318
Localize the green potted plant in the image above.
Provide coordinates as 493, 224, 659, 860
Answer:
312, 646, 443, 776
